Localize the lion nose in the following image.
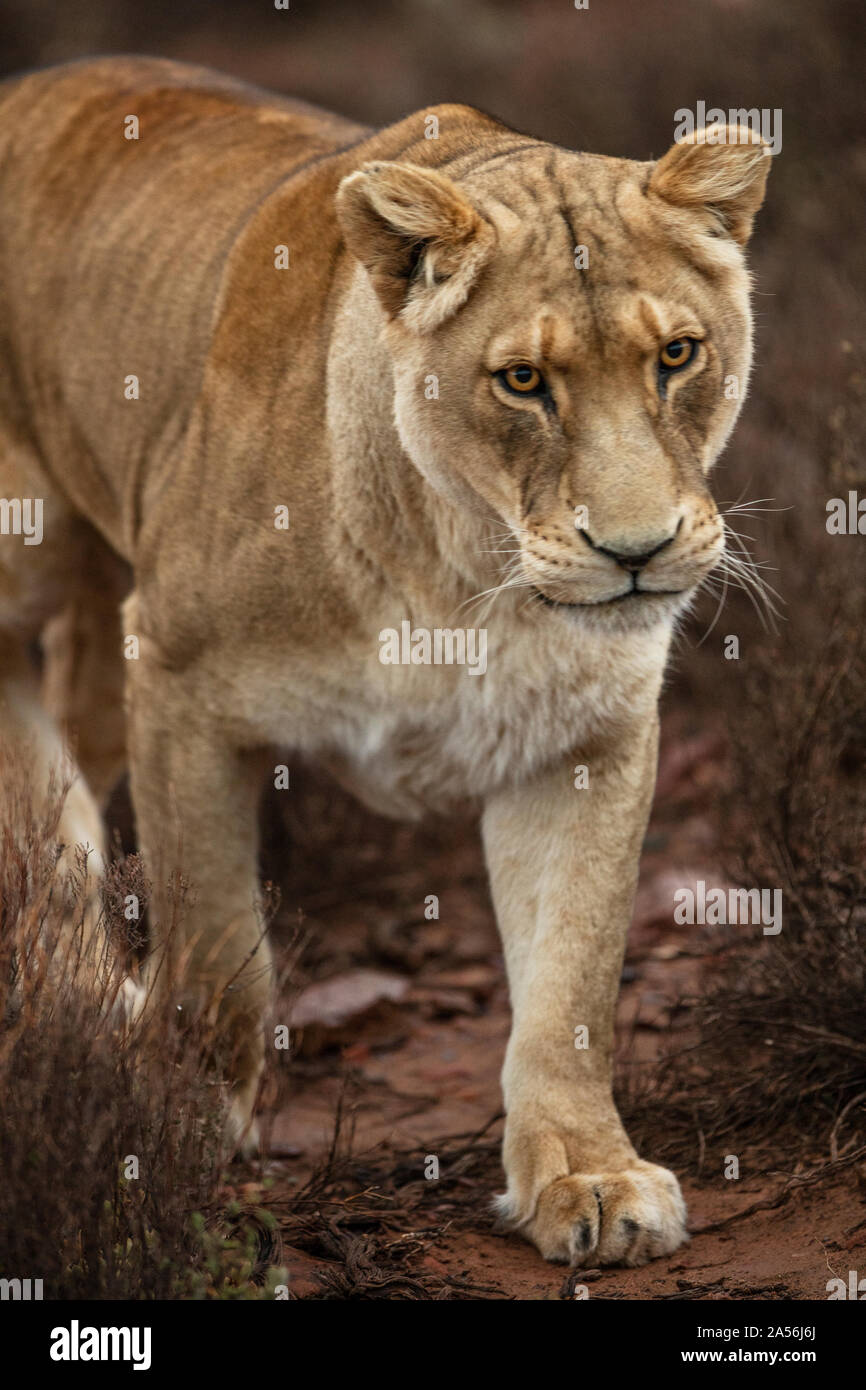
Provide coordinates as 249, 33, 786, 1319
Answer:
580, 520, 681, 572
598, 539, 671, 572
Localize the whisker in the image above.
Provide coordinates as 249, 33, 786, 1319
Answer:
721, 496, 793, 516
696, 565, 731, 646
717, 537, 784, 631
454, 556, 536, 623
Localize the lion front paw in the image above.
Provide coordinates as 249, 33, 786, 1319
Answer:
505, 1160, 688, 1267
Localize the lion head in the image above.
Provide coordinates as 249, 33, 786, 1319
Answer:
337, 122, 771, 632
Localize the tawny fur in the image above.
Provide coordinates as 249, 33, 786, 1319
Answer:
0, 58, 769, 1265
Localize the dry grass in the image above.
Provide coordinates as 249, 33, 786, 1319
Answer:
0, 753, 286, 1299
621, 588, 866, 1170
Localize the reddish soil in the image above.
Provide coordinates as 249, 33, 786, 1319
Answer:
216, 713, 866, 1300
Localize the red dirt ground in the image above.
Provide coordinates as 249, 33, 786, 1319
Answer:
220, 713, 866, 1300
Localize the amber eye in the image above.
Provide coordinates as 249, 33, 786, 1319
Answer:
659, 338, 697, 371
500, 363, 545, 395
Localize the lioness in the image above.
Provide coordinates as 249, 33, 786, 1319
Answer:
0, 57, 769, 1266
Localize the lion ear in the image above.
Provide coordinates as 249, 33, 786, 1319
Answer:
649, 126, 771, 245
336, 161, 494, 326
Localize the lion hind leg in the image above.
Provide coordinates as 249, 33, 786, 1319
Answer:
0, 517, 133, 1007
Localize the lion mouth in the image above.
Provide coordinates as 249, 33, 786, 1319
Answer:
531, 583, 687, 611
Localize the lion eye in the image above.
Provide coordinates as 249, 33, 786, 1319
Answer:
659, 338, 697, 371
500, 363, 545, 395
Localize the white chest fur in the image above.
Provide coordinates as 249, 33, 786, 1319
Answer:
285, 605, 671, 818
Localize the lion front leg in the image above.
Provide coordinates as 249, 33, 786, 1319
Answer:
124, 620, 273, 1156
482, 717, 687, 1266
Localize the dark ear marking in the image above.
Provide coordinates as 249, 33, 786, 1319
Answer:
406, 238, 429, 286
335, 161, 494, 325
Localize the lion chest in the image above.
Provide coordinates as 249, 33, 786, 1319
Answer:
303, 620, 654, 818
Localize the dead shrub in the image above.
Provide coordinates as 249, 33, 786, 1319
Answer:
0, 750, 286, 1299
